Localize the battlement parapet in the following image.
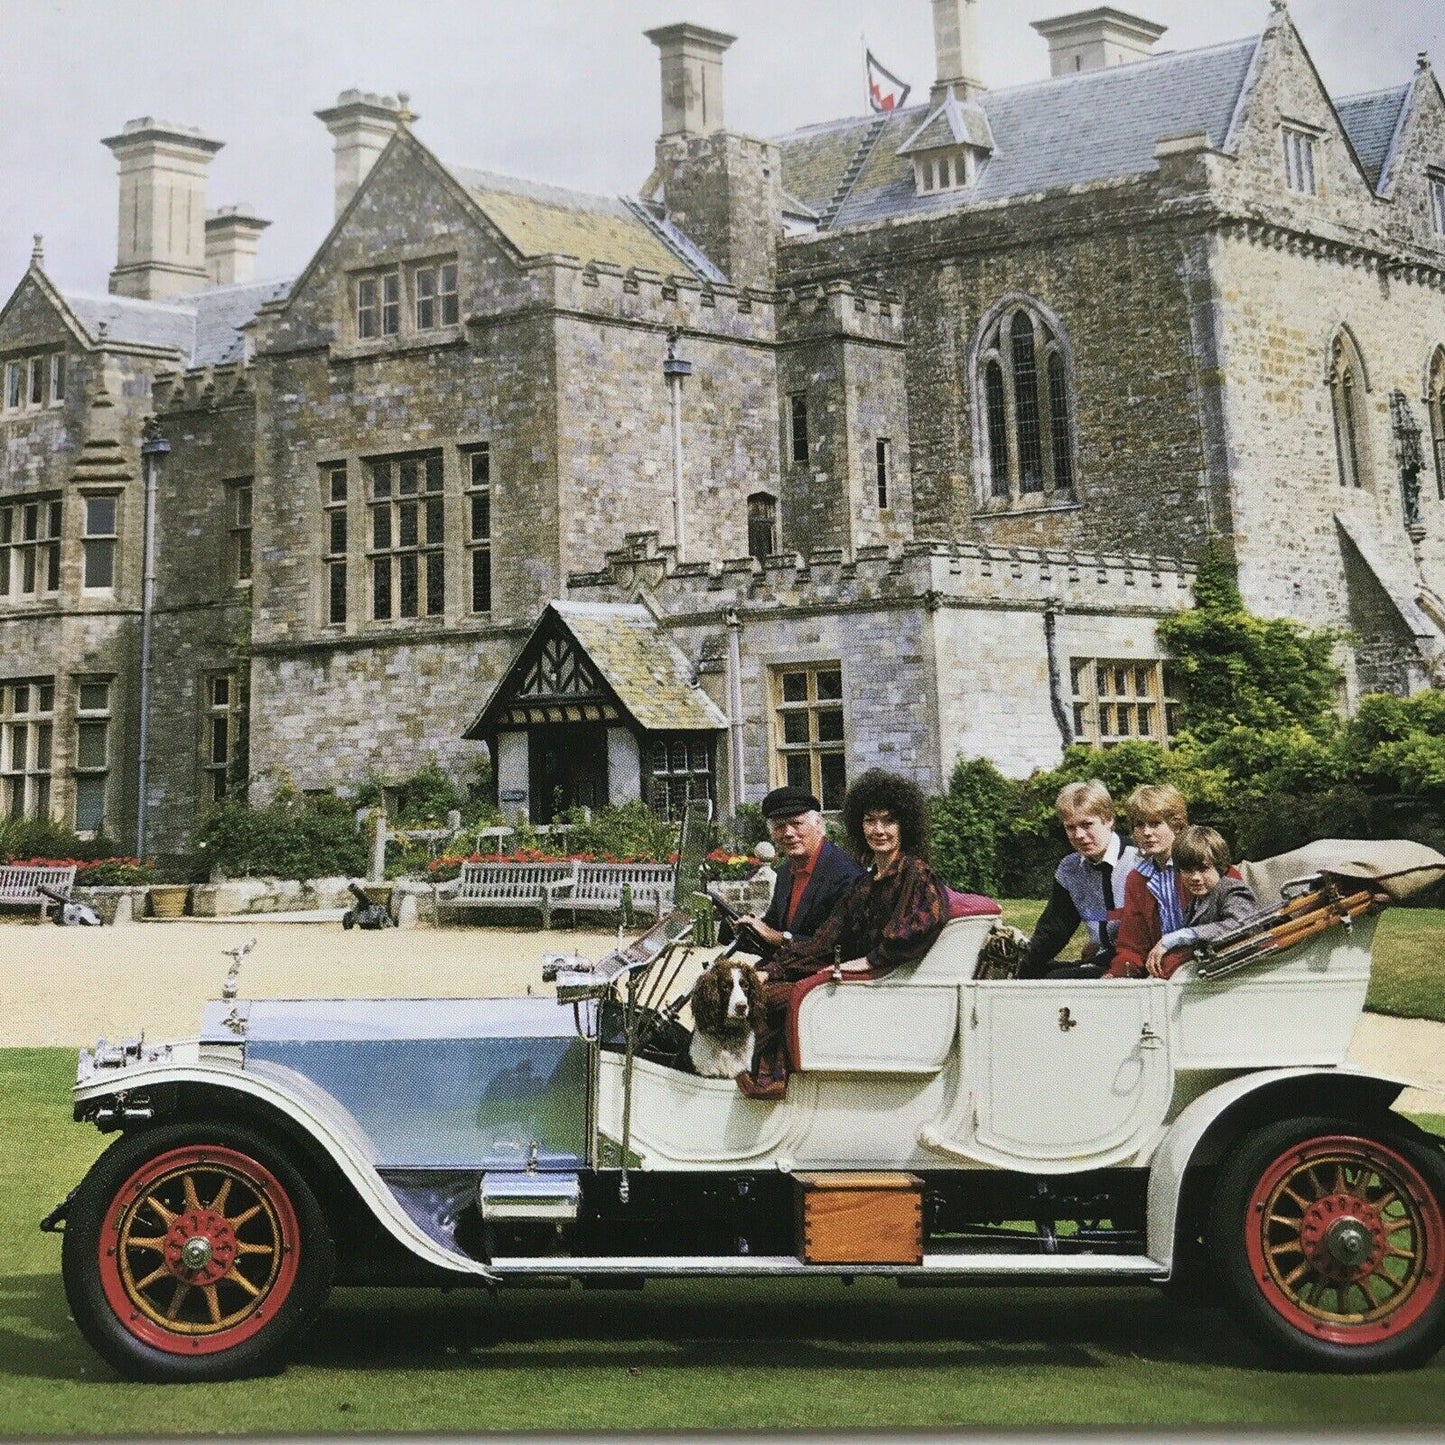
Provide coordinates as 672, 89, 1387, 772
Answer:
777, 279, 905, 344
154, 362, 253, 412
572, 531, 1196, 617
524, 253, 776, 340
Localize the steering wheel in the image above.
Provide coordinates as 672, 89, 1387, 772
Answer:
705, 887, 771, 957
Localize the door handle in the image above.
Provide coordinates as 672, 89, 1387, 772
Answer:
1139, 1022, 1162, 1049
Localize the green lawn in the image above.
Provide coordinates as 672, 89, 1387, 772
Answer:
4, 1047, 1445, 1433
1002, 900, 1445, 1024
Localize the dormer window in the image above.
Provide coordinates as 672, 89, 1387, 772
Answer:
914, 148, 974, 194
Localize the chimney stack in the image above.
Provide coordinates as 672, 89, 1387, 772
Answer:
102, 118, 224, 299
1030, 8, 1168, 77
645, 24, 735, 137
205, 205, 270, 286
315, 90, 406, 217
932, 0, 985, 104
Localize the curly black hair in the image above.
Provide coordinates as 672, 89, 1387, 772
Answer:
840, 768, 932, 862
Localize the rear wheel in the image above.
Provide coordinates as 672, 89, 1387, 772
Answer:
62, 1122, 334, 1381
1209, 1115, 1445, 1370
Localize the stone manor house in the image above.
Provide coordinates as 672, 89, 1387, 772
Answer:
3, 0, 1445, 853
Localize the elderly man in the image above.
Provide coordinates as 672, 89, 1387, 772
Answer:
732, 785, 864, 961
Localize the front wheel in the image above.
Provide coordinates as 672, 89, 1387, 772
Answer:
1209, 1115, 1445, 1370
61, 1122, 334, 1381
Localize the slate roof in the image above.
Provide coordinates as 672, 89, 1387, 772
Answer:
777, 36, 1261, 230
58, 277, 291, 367
448, 165, 719, 280
551, 602, 728, 732
1336, 84, 1412, 189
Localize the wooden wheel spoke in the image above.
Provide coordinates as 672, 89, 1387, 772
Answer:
227, 1269, 263, 1299
126, 1232, 166, 1252
1280, 1261, 1311, 1289
144, 1194, 177, 1227
1365, 1268, 1403, 1296
1281, 1184, 1311, 1211
234, 1240, 275, 1256
132, 1264, 170, 1292
1332, 1163, 1347, 1195
1267, 1212, 1302, 1231
1302, 1165, 1327, 1200
165, 1280, 190, 1320
182, 1174, 202, 1213
202, 1285, 222, 1324
1384, 1244, 1419, 1262
228, 1203, 262, 1229
1371, 1189, 1400, 1215
209, 1177, 233, 1215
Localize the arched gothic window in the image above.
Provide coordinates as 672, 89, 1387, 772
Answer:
976, 301, 1077, 505
1329, 330, 1370, 490
1429, 347, 1445, 502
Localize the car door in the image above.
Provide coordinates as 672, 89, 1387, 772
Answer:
962, 979, 1172, 1170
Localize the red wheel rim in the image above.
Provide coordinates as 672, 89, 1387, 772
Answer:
97, 1145, 301, 1355
1244, 1133, 1444, 1347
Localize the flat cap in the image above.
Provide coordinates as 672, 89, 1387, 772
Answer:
761, 785, 822, 819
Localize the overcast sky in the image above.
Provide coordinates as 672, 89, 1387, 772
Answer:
2, 0, 1440, 296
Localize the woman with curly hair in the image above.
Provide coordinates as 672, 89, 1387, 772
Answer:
741, 770, 951, 1098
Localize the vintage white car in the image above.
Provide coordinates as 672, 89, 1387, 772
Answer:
44, 837, 1445, 1380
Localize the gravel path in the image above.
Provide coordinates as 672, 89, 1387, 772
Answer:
1, 917, 1440, 1112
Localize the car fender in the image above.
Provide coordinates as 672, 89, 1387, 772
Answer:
1145, 1064, 1408, 1265
74, 1054, 498, 1283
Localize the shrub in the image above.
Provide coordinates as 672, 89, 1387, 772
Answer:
551, 802, 677, 863
0, 817, 126, 865
196, 787, 367, 880
929, 756, 1016, 895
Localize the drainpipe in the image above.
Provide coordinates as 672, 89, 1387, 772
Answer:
1043, 599, 1073, 749
136, 417, 169, 857
663, 328, 692, 562
725, 608, 745, 811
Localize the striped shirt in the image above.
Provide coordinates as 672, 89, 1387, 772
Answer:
1135, 855, 1187, 936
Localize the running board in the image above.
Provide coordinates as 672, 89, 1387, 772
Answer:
488, 1253, 1168, 1279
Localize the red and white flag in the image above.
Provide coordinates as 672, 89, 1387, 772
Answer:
866, 49, 911, 113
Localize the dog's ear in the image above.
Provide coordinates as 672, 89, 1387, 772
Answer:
692, 964, 721, 1027
745, 966, 768, 1031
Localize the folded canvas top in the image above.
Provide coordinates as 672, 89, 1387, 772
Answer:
1241, 837, 1445, 905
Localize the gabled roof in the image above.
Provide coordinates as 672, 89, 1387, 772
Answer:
465, 601, 727, 740
1336, 84, 1413, 192
446, 164, 722, 280
49, 277, 291, 367
897, 90, 995, 156
777, 36, 1261, 230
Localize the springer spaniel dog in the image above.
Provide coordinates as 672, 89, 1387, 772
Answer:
688, 958, 767, 1079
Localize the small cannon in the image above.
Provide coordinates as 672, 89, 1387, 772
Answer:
342, 881, 394, 930
37, 884, 102, 927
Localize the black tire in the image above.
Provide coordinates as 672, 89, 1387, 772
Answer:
61, 1121, 334, 1381
1208, 1114, 1445, 1371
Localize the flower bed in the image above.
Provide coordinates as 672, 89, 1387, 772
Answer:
10, 856, 156, 886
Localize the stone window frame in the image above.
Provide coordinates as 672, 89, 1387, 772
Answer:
413, 259, 460, 332
321, 461, 349, 627
1327, 327, 1372, 491
1070, 658, 1180, 748
769, 661, 846, 811
0, 494, 62, 602
2, 348, 66, 414
1280, 120, 1323, 197
225, 478, 253, 587
1427, 346, 1445, 503
0, 676, 55, 822
875, 438, 892, 511
747, 491, 777, 562
364, 449, 445, 624
970, 294, 1080, 513
201, 670, 245, 806
80, 491, 120, 593
788, 391, 810, 466
355, 268, 401, 340
463, 443, 492, 615
73, 676, 111, 836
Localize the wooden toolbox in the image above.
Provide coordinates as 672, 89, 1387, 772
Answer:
793, 1171, 923, 1265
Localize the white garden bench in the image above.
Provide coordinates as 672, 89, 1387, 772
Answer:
563, 862, 675, 926
435, 861, 577, 928
0, 863, 78, 920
